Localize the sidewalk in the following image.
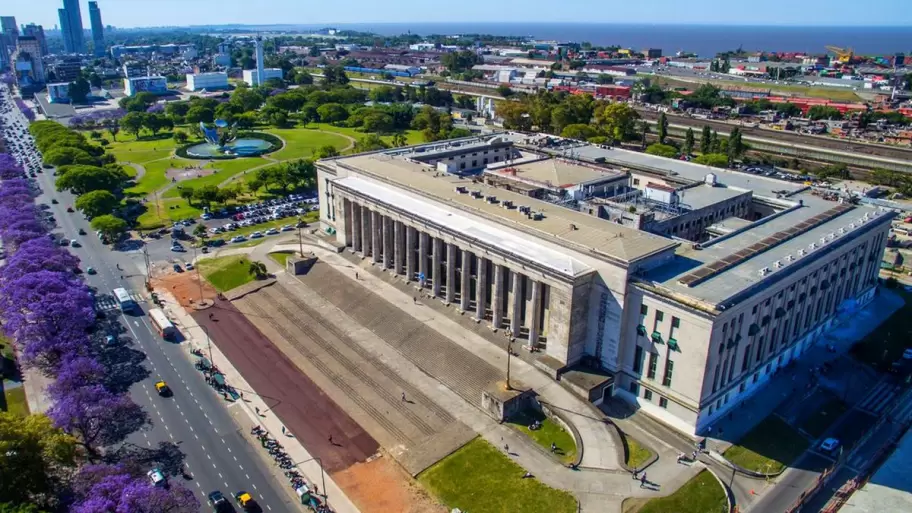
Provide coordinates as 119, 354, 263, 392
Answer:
256, 241, 702, 512
157, 289, 361, 513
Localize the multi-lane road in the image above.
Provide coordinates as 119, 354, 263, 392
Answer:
1, 90, 299, 512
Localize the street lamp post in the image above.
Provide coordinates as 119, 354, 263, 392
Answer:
505, 330, 514, 391
298, 456, 327, 500
200, 324, 213, 370
192, 244, 204, 303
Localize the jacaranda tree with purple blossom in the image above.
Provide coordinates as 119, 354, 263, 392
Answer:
71, 464, 199, 513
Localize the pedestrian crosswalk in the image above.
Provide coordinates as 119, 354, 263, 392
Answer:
95, 292, 145, 311
857, 380, 901, 415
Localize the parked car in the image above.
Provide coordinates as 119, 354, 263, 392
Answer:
230, 235, 246, 243
265, 228, 279, 235
147, 468, 166, 486
819, 437, 840, 454
250, 232, 263, 239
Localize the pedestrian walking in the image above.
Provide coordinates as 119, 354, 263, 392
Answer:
412, 296, 417, 304
282, 426, 286, 435
632, 468, 638, 480
355, 272, 359, 280
255, 406, 260, 415
692, 450, 698, 460
639, 473, 647, 488
209, 312, 214, 319
504, 443, 509, 453
401, 392, 406, 402
550, 442, 556, 453
328, 434, 333, 444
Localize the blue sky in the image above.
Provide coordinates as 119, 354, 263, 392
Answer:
5, 0, 910, 29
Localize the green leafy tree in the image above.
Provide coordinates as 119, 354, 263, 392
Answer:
185, 106, 214, 124
313, 145, 340, 159
807, 105, 843, 121
693, 153, 730, 168
173, 131, 188, 144
645, 143, 679, 158
43, 147, 96, 167
55, 165, 127, 195
74, 190, 118, 218
248, 261, 268, 279
561, 124, 597, 140
0, 413, 76, 509
657, 111, 668, 144
120, 112, 146, 138
68, 77, 91, 103
496, 85, 513, 98
728, 127, 745, 162
700, 125, 712, 154
317, 103, 349, 123
390, 133, 407, 147
193, 224, 208, 239
440, 50, 481, 73
710, 130, 720, 153
178, 186, 195, 205
353, 133, 390, 152
230, 86, 265, 112
192, 184, 220, 208
594, 102, 640, 143
683, 128, 695, 155
90, 214, 128, 239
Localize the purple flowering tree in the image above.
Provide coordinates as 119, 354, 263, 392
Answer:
0, 153, 24, 179
15, 98, 36, 121
0, 237, 80, 280
48, 384, 149, 460
71, 464, 199, 513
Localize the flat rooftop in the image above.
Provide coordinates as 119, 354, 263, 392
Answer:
679, 184, 751, 211
331, 153, 678, 265
644, 194, 893, 308
486, 158, 624, 189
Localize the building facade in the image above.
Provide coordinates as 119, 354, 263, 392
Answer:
242, 68, 282, 86
88, 1, 104, 58
315, 133, 894, 436
12, 36, 46, 89
124, 76, 167, 96
21, 24, 47, 57
0, 16, 17, 70
186, 72, 229, 91
60, 0, 85, 54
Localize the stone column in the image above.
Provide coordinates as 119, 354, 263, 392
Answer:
351, 202, 362, 253
382, 217, 392, 269
491, 264, 505, 329
460, 249, 472, 311
371, 211, 382, 264
529, 281, 543, 344
511, 272, 523, 335
343, 198, 354, 248
431, 238, 442, 297
475, 257, 488, 321
445, 243, 457, 304
406, 226, 417, 280
360, 206, 371, 257
393, 221, 403, 275
419, 232, 429, 286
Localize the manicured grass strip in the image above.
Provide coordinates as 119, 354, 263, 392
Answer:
199, 255, 259, 292
626, 436, 653, 470
637, 470, 727, 513
264, 129, 350, 161
161, 157, 267, 199
268, 251, 295, 266
1, 386, 30, 417
508, 409, 578, 465
418, 437, 577, 513
723, 415, 808, 473
801, 399, 848, 439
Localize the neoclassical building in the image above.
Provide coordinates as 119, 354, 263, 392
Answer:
314, 133, 892, 435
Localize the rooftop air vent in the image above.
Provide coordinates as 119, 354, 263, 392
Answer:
809, 243, 817, 250
470, 190, 483, 199
785, 254, 794, 262
797, 249, 806, 257
759, 267, 771, 276
454, 186, 468, 194
838, 228, 845, 235
820, 237, 828, 245
485, 195, 499, 204
774, 261, 782, 269
502, 200, 514, 209
532, 212, 544, 221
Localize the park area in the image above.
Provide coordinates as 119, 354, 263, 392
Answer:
418, 438, 577, 513
508, 409, 578, 465
198, 255, 267, 292
623, 470, 728, 513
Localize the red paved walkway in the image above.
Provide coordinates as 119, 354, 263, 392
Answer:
193, 298, 379, 473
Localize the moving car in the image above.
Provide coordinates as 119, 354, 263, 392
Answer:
70, 239, 80, 248
86, 267, 96, 275
233, 491, 260, 512
147, 468, 166, 487
230, 235, 246, 243
185, 262, 194, 271
155, 381, 172, 396
173, 263, 183, 272
207, 490, 231, 512
819, 437, 840, 454
78, 228, 86, 235
66, 206, 74, 213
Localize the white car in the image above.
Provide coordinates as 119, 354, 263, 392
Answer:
147, 468, 166, 487
230, 235, 246, 243
265, 228, 279, 235
200, 213, 211, 220
819, 438, 840, 454
280, 224, 294, 231
185, 262, 194, 270
250, 231, 263, 239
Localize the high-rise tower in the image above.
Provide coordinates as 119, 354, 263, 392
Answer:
88, 2, 104, 57
60, 0, 85, 54
254, 36, 266, 86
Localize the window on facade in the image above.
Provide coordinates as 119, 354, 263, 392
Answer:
644, 389, 653, 401
629, 382, 639, 394
640, 304, 648, 315
633, 346, 643, 373
739, 383, 746, 393
662, 360, 674, 387
741, 345, 751, 372
671, 317, 680, 328
659, 397, 668, 409
656, 311, 664, 323
633, 178, 640, 185
756, 338, 765, 362
712, 363, 720, 393
647, 352, 658, 379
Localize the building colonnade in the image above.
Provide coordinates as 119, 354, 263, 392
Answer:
341, 196, 551, 346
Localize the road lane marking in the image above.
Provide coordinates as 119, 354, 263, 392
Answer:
246, 473, 250, 479
207, 454, 211, 460
218, 473, 223, 479
252, 484, 257, 490
233, 456, 237, 461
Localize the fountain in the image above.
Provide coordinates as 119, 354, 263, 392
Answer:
184, 119, 274, 158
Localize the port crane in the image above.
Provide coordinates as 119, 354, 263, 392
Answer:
825, 45, 855, 64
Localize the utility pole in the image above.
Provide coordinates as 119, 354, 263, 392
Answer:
505, 332, 514, 391
297, 217, 304, 257
192, 245, 204, 303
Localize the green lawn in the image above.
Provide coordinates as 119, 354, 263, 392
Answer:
136, 198, 204, 230
264, 128, 351, 161
418, 437, 577, 513
508, 409, 578, 465
161, 157, 267, 199
652, 76, 862, 102
199, 255, 261, 292
125, 157, 196, 197
304, 122, 424, 149
107, 133, 178, 164
268, 251, 295, 266
723, 416, 809, 474
1, 386, 29, 417
626, 436, 653, 470
635, 470, 727, 513
851, 289, 911, 371
800, 399, 848, 439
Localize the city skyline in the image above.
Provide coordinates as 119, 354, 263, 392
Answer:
3, 0, 911, 29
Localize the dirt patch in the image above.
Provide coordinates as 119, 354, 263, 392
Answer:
332, 454, 446, 513
150, 270, 218, 309
165, 161, 216, 182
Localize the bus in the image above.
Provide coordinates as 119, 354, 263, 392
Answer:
113, 288, 137, 312
148, 308, 178, 341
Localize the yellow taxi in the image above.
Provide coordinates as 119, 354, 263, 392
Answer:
155, 381, 172, 397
